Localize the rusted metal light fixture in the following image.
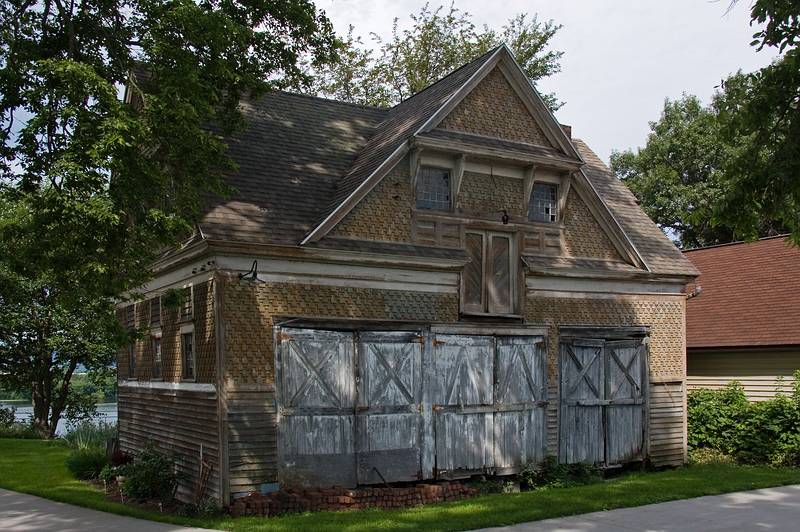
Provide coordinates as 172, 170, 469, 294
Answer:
238, 260, 265, 284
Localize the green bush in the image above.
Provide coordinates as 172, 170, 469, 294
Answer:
66, 447, 109, 480
119, 443, 178, 504
519, 456, 601, 490
62, 421, 117, 450
688, 373, 800, 466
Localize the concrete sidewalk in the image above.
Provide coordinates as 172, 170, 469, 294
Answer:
475, 484, 800, 531
0, 488, 216, 532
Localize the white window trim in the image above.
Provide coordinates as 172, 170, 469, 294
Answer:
180, 324, 196, 382
524, 169, 571, 224
151, 330, 163, 381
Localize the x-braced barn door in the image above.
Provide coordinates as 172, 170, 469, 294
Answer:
276, 328, 356, 487
559, 337, 648, 466
356, 331, 423, 483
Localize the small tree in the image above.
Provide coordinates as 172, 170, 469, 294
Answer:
311, 3, 564, 109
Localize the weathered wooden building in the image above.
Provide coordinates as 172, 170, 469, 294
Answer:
685, 236, 800, 400
117, 46, 698, 505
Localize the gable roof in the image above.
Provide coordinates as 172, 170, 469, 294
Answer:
684, 236, 800, 349
189, 49, 697, 279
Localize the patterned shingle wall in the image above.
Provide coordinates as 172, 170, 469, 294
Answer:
116, 280, 216, 383
330, 157, 413, 242
439, 67, 552, 147
562, 189, 623, 261
526, 294, 686, 380
223, 280, 459, 385
458, 171, 524, 217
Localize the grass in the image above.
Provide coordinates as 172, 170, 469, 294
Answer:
2, 438, 800, 531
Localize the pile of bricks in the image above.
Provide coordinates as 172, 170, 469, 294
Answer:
229, 482, 479, 517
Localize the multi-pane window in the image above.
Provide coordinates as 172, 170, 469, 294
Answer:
181, 332, 195, 380
124, 304, 135, 329
128, 344, 136, 378
150, 297, 161, 327
180, 286, 193, 321
416, 167, 451, 211
152, 336, 162, 379
528, 183, 558, 223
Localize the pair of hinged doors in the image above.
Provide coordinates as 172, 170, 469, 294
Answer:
558, 335, 649, 466
275, 328, 547, 487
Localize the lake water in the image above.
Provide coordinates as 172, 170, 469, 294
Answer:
1, 401, 117, 436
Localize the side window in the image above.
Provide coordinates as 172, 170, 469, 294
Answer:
462, 231, 515, 315
181, 286, 193, 321
128, 344, 136, 379
152, 335, 162, 380
416, 167, 451, 211
150, 297, 161, 327
528, 183, 558, 223
181, 330, 195, 380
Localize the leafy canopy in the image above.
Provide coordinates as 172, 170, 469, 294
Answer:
310, 2, 564, 110
0, 0, 337, 435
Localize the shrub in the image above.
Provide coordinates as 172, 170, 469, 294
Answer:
62, 421, 117, 450
688, 373, 800, 466
119, 443, 178, 504
688, 447, 735, 465
110, 449, 133, 466
66, 447, 109, 480
0, 406, 15, 427
519, 456, 601, 490
0, 407, 42, 439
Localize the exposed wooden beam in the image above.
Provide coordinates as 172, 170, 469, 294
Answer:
452, 154, 466, 209
523, 165, 537, 214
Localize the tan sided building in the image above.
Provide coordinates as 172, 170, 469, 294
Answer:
685, 236, 800, 401
117, 46, 698, 505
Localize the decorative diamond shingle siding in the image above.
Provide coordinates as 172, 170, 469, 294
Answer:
438, 67, 553, 147
526, 295, 686, 380
330, 157, 413, 242
458, 171, 525, 217
562, 188, 623, 261
222, 280, 459, 385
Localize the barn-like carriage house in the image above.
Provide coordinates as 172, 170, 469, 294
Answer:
117, 45, 698, 505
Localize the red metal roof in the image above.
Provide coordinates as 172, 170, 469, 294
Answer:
684, 236, 800, 348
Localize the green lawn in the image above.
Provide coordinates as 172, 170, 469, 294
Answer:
2, 439, 800, 531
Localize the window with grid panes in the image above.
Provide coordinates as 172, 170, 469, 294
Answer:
181, 332, 195, 380
150, 297, 161, 327
415, 167, 451, 211
152, 336, 162, 379
528, 183, 558, 223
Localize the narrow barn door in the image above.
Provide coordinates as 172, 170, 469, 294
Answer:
430, 334, 495, 476
605, 340, 647, 464
355, 331, 423, 484
493, 336, 548, 472
559, 339, 605, 464
276, 328, 356, 487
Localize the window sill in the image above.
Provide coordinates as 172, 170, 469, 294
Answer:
460, 312, 524, 320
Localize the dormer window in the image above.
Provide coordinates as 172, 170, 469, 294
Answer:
416, 167, 451, 211
528, 183, 558, 223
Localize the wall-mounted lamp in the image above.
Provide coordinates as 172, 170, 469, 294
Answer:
496, 209, 509, 225
686, 285, 702, 300
239, 260, 265, 285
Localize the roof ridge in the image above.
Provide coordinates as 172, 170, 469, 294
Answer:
271, 90, 389, 112
682, 234, 791, 253
389, 45, 503, 109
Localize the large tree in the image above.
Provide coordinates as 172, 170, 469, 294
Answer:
0, 0, 337, 436
311, 3, 564, 109
610, 96, 736, 249
713, 0, 800, 245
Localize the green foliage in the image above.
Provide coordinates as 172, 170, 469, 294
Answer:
310, 3, 564, 110
0, 406, 14, 427
66, 447, 109, 480
519, 455, 602, 491
0, 406, 41, 439
119, 443, 179, 504
688, 447, 736, 465
62, 422, 117, 451
0, 0, 336, 437
611, 94, 785, 249
710, 0, 800, 245
688, 373, 800, 466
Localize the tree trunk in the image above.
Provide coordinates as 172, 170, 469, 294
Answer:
31, 379, 51, 437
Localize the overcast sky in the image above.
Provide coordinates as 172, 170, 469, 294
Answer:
319, 0, 779, 164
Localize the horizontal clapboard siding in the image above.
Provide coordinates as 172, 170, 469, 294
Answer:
688, 348, 800, 401
226, 385, 277, 496
649, 380, 685, 467
118, 386, 220, 503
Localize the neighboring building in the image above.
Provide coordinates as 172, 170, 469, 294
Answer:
684, 236, 800, 401
117, 46, 697, 505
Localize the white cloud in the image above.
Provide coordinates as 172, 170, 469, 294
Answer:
319, 0, 779, 163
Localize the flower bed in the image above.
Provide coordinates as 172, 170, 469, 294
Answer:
229, 481, 479, 517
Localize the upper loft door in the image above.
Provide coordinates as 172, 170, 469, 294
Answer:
463, 230, 517, 316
